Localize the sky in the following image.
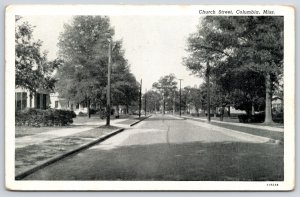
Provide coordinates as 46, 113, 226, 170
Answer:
22, 15, 203, 92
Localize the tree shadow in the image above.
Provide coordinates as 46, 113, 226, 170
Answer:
24, 141, 283, 181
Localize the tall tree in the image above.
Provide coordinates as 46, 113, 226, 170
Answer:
183, 17, 232, 121
152, 74, 178, 114
15, 16, 59, 94
184, 16, 283, 123
56, 16, 139, 117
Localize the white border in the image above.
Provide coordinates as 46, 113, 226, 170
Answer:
5, 5, 295, 191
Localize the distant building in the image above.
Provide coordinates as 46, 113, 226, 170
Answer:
272, 96, 283, 112
50, 92, 88, 115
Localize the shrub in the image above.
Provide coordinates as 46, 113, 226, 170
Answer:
89, 108, 98, 115
15, 108, 76, 127
273, 112, 284, 123
238, 114, 249, 123
238, 113, 265, 123
77, 112, 87, 116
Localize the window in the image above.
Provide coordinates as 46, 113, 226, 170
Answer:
55, 101, 59, 108
15, 92, 27, 111
36, 93, 40, 109
16, 92, 21, 111
22, 92, 27, 110
42, 94, 47, 109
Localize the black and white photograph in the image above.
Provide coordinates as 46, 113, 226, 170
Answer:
5, 5, 295, 191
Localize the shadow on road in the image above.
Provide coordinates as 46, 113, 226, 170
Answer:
24, 141, 283, 181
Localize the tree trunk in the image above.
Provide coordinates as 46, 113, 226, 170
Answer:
117, 105, 120, 117
264, 72, 273, 124
251, 102, 255, 115
214, 107, 217, 118
87, 99, 91, 118
99, 102, 102, 119
227, 106, 231, 117
163, 94, 165, 115
206, 61, 211, 122
126, 104, 129, 114
173, 94, 175, 115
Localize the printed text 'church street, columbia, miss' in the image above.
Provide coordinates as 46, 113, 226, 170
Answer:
199, 9, 275, 15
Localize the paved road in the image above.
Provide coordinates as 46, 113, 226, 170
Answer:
24, 114, 283, 181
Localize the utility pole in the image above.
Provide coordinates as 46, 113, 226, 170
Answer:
206, 61, 211, 122
106, 38, 112, 126
173, 90, 175, 115
144, 89, 147, 116
139, 79, 142, 118
162, 93, 165, 115
178, 79, 183, 117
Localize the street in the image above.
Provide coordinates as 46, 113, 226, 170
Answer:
24, 114, 283, 181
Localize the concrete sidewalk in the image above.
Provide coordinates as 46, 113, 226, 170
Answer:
181, 115, 284, 132
15, 118, 129, 149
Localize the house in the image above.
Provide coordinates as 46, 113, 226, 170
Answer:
272, 96, 283, 113
15, 87, 50, 111
49, 92, 89, 115
16, 88, 126, 116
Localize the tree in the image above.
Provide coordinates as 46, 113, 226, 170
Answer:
144, 90, 162, 113
152, 74, 178, 114
184, 86, 203, 115
15, 16, 60, 95
56, 16, 139, 118
184, 16, 283, 123
183, 17, 231, 121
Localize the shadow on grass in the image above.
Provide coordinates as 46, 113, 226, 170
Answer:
24, 141, 283, 181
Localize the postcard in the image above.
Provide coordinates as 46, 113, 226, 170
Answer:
5, 4, 295, 191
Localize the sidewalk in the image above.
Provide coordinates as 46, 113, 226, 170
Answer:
15, 117, 146, 177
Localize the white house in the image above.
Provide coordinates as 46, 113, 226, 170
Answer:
49, 92, 88, 115
15, 87, 50, 111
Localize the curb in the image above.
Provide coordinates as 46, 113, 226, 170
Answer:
15, 128, 125, 180
130, 115, 152, 127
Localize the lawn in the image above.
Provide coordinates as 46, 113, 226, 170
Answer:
210, 121, 284, 141
184, 116, 284, 141
15, 125, 78, 138
72, 114, 137, 124
15, 126, 119, 176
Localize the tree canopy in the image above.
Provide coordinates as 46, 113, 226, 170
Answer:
183, 16, 283, 122
152, 74, 178, 113
15, 16, 60, 93
55, 16, 139, 114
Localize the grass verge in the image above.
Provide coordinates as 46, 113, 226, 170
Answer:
15, 126, 119, 176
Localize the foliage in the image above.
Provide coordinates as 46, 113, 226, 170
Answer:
56, 16, 139, 114
143, 90, 162, 112
183, 16, 283, 122
183, 86, 203, 113
15, 108, 76, 127
152, 74, 178, 112
15, 16, 61, 93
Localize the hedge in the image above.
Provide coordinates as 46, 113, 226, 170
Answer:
238, 114, 265, 123
16, 108, 76, 127
237, 112, 283, 123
